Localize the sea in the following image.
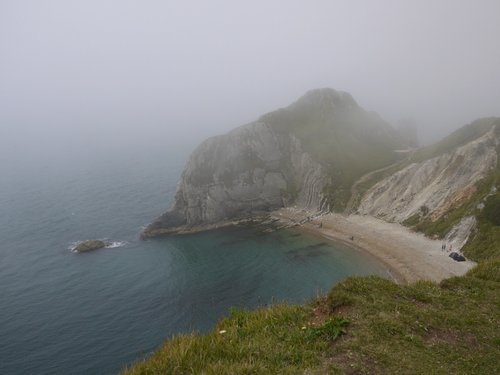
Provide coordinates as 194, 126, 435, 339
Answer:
0, 138, 390, 375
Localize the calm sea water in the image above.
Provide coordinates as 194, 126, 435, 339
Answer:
0, 143, 389, 375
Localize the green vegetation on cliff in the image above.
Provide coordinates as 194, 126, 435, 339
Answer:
123, 259, 499, 375
402, 126, 500, 262
351, 119, 500, 213
262, 89, 404, 211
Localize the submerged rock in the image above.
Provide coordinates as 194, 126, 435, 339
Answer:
74, 240, 110, 253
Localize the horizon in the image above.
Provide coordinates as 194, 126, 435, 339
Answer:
1, 0, 500, 168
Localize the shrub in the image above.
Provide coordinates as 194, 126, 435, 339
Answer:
482, 194, 500, 226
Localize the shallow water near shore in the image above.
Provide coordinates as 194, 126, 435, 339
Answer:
0, 146, 390, 375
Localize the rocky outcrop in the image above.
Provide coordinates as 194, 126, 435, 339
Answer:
357, 126, 499, 222
74, 240, 110, 253
142, 88, 402, 238
444, 216, 477, 252
142, 123, 329, 237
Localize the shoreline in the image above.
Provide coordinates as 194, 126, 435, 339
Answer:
271, 208, 476, 284
142, 207, 477, 285
140, 213, 274, 239
298, 222, 407, 284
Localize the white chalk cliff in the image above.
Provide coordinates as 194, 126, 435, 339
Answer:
142, 88, 403, 237
142, 90, 499, 240
357, 125, 499, 222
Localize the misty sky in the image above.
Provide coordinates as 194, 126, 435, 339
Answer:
1, 0, 499, 159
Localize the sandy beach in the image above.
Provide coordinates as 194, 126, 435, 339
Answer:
272, 208, 476, 284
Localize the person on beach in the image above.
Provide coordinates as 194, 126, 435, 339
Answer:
449, 244, 452, 252
442, 243, 446, 251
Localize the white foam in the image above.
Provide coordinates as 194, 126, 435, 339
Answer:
105, 241, 127, 249
68, 241, 81, 253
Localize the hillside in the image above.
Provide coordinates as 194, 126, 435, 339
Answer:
142, 88, 405, 238
357, 120, 499, 223
131, 99, 500, 374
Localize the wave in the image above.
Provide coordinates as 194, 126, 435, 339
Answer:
105, 241, 127, 249
68, 242, 80, 253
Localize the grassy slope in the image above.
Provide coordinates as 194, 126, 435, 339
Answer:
123, 305, 326, 375
124, 259, 499, 375
124, 120, 500, 375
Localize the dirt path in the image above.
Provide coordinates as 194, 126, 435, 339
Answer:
272, 208, 475, 284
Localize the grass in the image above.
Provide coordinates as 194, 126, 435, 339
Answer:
123, 304, 332, 374
326, 270, 500, 374
463, 212, 500, 262
123, 260, 500, 375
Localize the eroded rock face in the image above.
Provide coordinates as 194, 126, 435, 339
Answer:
142, 88, 500, 240
357, 126, 499, 222
444, 216, 477, 252
143, 88, 400, 237
143, 123, 329, 237
74, 240, 109, 253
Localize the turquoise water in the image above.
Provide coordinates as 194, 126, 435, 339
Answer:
0, 145, 389, 374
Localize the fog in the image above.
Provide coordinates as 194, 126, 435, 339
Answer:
1, 0, 499, 165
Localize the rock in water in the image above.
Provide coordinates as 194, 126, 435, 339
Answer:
75, 240, 109, 253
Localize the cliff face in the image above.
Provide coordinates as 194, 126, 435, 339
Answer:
357, 121, 499, 222
143, 86, 499, 239
143, 88, 402, 237
164, 122, 328, 227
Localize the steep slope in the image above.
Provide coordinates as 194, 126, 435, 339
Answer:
143, 88, 403, 238
357, 121, 499, 222
357, 119, 500, 223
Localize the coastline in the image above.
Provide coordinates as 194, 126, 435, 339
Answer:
140, 213, 274, 239
271, 208, 476, 284
142, 206, 477, 284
